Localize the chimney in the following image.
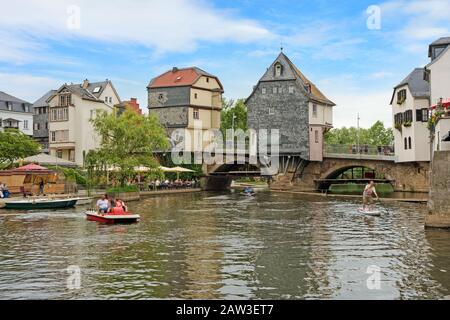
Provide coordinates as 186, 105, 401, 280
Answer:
172, 67, 179, 73
82, 79, 89, 89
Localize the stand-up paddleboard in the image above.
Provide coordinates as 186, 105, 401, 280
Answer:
358, 208, 382, 217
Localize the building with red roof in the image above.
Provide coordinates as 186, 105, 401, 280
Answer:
147, 67, 224, 152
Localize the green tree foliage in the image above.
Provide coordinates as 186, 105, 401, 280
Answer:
89, 109, 169, 186
0, 129, 40, 169
220, 98, 248, 136
325, 121, 394, 146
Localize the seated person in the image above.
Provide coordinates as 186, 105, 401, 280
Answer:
96, 194, 110, 214
115, 198, 128, 213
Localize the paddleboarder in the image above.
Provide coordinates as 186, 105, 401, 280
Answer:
362, 181, 379, 211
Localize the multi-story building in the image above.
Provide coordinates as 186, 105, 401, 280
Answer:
425, 37, 450, 152
116, 97, 142, 115
47, 79, 121, 165
246, 51, 335, 161
32, 90, 56, 153
390, 68, 430, 162
147, 67, 224, 151
0, 91, 33, 136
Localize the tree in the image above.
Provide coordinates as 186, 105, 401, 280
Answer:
220, 98, 248, 136
0, 129, 40, 169
325, 121, 393, 146
90, 109, 169, 186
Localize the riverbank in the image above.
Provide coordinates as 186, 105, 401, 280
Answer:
272, 190, 428, 203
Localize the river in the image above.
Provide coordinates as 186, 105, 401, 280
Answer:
0, 191, 449, 300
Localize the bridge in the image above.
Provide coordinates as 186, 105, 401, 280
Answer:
202, 144, 430, 193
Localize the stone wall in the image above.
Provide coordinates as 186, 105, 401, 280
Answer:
246, 79, 310, 157
150, 106, 188, 129
427, 151, 450, 228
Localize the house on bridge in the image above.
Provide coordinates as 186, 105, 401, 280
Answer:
245, 51, 335, 162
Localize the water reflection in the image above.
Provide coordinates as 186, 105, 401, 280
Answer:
0, 191, 449, 300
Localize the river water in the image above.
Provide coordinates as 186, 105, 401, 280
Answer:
0, 191, 449, 300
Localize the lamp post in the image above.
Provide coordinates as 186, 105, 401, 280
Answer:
357, 113, 361, 155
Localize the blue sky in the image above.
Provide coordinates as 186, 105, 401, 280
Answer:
1, 0, 449, 127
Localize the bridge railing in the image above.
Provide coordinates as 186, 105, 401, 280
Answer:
325, 144, 395, 156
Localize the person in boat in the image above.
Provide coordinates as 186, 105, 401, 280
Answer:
115, 198, 128, 213
96, 194, 110, 214
244, 187, 255, 195
363, 181, 379, 211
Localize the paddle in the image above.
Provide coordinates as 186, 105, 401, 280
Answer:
377, 198, 391, 215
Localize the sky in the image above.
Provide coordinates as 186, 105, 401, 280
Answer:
0, 0, 449, 128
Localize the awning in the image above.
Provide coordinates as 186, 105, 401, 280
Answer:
22, 153, 78, 167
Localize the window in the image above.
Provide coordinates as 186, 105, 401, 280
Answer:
408, 137, 412, 149
275, 63, 282, 77
6, 102, 12, 111
397, 89, 407, 104
45, 122, 48, 130
417, 108, 429, 122
289, 86, 294, 94
268, 107, 275, 115
93, 86, 101, 93
109, 97, 112, 104
69, 150, 75, 162
23, 120, 28, 129
0, 118, 2, 127
105, 97, 108, 102
404, 137, 408, 150
394, 113, 403, 125
50, 107, 69, 121
194, 93, 198, 99
206, 77, 210, 83
34, 123, 38, 130
59, 94, 71, 107
315, 130, 319, 143
403, 110, 413, 123
312, 104, 318, 118
273, 87, 278, 94
262, 88, 267, 94
50, 130, 69, 142
193, 108, 200, 120
56, 150, 63, 159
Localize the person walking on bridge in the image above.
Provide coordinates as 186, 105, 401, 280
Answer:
363, 181, 379, 211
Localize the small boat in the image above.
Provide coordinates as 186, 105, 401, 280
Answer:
1, 198, 78, 210
85, 210, 140, 224
358, 208, 382, 217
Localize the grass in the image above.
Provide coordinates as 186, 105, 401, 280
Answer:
328, 183, 394, 195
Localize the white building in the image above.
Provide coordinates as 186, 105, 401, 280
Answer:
47, 79, 121, 166
0, 91, 33, 136
425, 37, 450, 152
390, 68, 431, 163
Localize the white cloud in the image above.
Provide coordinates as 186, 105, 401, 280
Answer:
0, 73, 63, 102
0, 0, 272, 61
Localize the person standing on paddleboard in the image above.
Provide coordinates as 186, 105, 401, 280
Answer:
363, 181, 379, 211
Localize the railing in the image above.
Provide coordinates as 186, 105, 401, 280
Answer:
325, 144, 395, 156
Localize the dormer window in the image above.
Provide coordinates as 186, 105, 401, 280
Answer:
275, 63, 282, 77
397, 89, 407, 105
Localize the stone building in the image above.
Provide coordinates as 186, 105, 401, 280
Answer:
0, 91, 33, 136
390, 68, 430, 163
32, 90, 56, 153
147, 67, 223, 152
246, 51, 335, 161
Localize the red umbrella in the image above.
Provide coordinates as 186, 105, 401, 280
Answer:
13, 164, 54, 174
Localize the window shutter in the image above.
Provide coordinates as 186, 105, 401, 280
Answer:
416, 109, 422, 122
